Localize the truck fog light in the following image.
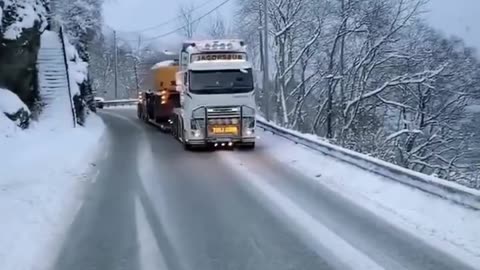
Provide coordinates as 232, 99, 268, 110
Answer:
246, 129, 254, 136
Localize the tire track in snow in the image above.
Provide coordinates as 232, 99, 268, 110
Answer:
220, 152, 384, 270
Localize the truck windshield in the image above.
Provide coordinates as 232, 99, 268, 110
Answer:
189, 69, 254, 94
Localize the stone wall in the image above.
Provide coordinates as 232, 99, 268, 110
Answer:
0, 23, 43, 109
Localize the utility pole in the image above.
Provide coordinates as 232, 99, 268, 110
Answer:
262, 0, 270, 121
114, 30, 118, 99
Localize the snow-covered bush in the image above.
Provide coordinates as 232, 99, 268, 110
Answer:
0, 0, 49, 40
62, 34, 90, 125
0, 88, 31, 132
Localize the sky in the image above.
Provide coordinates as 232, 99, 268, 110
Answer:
103, 0, 480, 52
102, 0, 237, 48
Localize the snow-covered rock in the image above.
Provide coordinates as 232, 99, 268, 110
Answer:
0, 88, 31, 134
0, 88, 30, 115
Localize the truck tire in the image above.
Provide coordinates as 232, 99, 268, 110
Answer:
179, 118, 186, 142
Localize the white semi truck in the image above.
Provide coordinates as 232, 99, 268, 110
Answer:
171, 39, 256, 150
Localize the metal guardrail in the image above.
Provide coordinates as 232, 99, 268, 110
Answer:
257, 120, 480, 210
96, 100, 480, 209
100, 99, 138, 108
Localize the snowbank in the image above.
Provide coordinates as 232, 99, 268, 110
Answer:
0, 114, 105, 270
0, 112, 17, 137
257, 118, 480, 202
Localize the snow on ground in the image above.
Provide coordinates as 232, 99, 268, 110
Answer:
0, 112, 17, 137
257, 117, 480, 197
0, 113, 105, 270
239, 130, 480, 267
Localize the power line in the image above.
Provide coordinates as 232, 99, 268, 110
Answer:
126, 0, 233, 42
116, 0, 216, 34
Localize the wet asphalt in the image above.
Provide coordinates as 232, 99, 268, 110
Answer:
53, 108, 476, 270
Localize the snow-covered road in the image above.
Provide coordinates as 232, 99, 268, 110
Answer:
50, 107, 479, 270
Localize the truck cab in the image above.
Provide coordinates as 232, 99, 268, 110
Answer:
171, 39, 256, 149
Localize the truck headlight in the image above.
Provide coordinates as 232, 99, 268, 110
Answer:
243, 117, 255, 136
242, 106, 255, 117
190, 119, 205, 130
192, 107, 205, 119
192, 130, 201, 137
190, 119, 205, 138
243, 117, 255, 128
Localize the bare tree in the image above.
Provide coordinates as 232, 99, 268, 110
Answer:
207, 12, 227, 38
178, 2, 199, 39
236, 0, 480, 187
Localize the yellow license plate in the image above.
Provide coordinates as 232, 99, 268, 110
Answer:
212, 126, 238, 134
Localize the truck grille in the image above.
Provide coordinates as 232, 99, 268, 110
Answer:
208, 118, 240, 125
206, 106, 242, 138
206, 106, 241, 118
